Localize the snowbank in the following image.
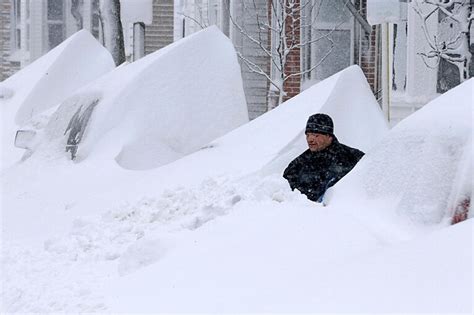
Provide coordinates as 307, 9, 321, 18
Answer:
106, 205, 472, 313
0, 30, 114, 170
42, 26, 248, 170
328, 79, 473, 226
308, 219, 472, 313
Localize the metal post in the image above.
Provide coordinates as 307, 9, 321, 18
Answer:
133, 22, 145, 61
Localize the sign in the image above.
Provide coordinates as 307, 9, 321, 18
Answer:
120, 0, 153, 25
367, 0, 409, 25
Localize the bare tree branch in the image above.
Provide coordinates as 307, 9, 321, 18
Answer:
227, 0, 354, 106
414, 0, 472, 82
180, 13, 207, 29
287, 36, 335, 80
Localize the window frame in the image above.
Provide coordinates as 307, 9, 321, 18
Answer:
10, 0, 22, 54
46, 0, 66, 50
301, 0, 356, 84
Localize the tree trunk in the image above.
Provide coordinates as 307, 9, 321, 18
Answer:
71, 0, 84, 29
99, 0, 126, 66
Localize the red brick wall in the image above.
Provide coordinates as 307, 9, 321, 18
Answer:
280, 0, 380, 103
263, 0, 381, 109
0, 0, 20, 81
359, 0, 379, 94
282, 0, 301, 102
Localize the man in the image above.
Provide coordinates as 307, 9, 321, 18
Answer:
283, 113, 364, 202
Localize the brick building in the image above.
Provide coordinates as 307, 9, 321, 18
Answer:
176, 0, 382, 120
145, 0, 174, 54
300, 0, 380, 99
0, 0, 19, 81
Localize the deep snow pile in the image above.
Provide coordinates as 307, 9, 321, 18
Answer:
106, 200, 472, 313
104, 80, 472, 313
2, 65, 471, 313
0, 30, 114, 170
40, 26, 248, 170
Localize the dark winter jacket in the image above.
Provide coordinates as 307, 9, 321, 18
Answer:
283, 138, 364, 202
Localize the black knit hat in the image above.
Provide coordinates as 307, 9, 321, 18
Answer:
305, 113, 334, 135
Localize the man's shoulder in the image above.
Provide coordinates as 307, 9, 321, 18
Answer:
335, 142, 364, 158
289, 149, 312, 164
284, 150, 312, 177
294, 149, 312, 160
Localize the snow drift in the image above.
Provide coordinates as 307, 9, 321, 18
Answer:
41, 26, 248, 170
328, 78, 473, 226
0, 30, 114, 170
106, 201, 472, 313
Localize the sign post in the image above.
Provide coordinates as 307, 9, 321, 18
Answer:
367, 0, 408, 122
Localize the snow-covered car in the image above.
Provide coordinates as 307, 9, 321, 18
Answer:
14, 26, 249, 170
327, 78, 472, 226
1, 30, 115, 169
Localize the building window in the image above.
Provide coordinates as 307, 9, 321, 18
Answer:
25, 0, 30, 51
10, 0, 31, 63
47, 0, 65, 49
91, 0, 101, 40
301, 0, 354, 84
12, 0, 21, 51
392, 23, 407, 92
313, 29, 352, 80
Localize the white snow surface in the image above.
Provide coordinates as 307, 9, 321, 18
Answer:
108, 212, 472, 313
42, 26, 248, 170
1, 65, 472, 313
0, 30, 115, 170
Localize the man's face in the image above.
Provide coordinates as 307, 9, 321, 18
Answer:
306, 132, 333, 152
